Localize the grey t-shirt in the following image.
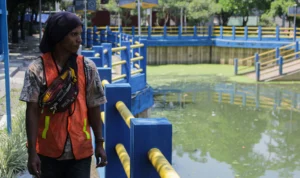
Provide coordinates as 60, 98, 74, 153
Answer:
20, 57, 107, 160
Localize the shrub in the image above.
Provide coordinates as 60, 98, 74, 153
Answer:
0, 105, 27, 178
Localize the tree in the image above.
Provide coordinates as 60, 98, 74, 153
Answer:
186, 0, 220, 25
218, 0, 273, 26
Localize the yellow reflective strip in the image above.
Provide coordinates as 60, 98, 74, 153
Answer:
83, 119, 91, 140
42, 116, 50, 139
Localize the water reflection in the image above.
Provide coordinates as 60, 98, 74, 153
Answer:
152, 82, 300, 178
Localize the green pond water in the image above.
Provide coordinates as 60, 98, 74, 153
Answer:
149, 73, 300, 178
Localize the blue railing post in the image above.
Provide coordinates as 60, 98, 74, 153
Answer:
93, 26, 99, 45
178, 25, 182, 39
256, 62, 260, 81
104, 83, 131, 178
258, 26, 262, 41
193, 26, 197, 39
90, 46, 104, 67
119, 25, 122, 33
244, 26, 248, 40
132, 26, 135, 37
232, 26, 236, 40
100, 29, 106, 43
295, 41, 299, 58
294, 25, 297, 41
130, 118, 172, 178
208, 25, 212, 39
255, 52, 259, 63
102, 43, 112, 68
82, 26, 86, 46
1, 0, 12, 133
220, 26, 223, 39
234, 58, 238, 75
121, 41, 131, 83
279, 56, 283, 75
163, 25, 167, 39
148, 25, 152, 39
276, 26, 280, 41
140, 39, 147, 82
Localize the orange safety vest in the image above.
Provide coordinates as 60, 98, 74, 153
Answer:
36, 52, 93, 160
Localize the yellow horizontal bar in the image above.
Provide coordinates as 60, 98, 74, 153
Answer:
112, 46, 127, 52
101, 112, 105, 124
116, 101, 134, 128
131, 56, 144, 62
135, 41, 140, 44
112, 60, 126, 67
131, 44, 144, 49
95, 53, 100, 57
134, 64, 140, 69
103, 49, 108, 54
116, 144, 130, 178
260, 58, 278, 66
280, 42, 295, 49
148, 148, 180, 178
135, 52, 140, 57
283, 51, 300, 58
102, 79, 110, 87
112, 74, 127, 81
131, 69, 143, 75
259, 49, 276, 56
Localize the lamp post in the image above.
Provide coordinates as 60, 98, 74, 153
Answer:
137, 0, 141, 37
84, 0, 87, 46
294, 4, 297, 41
39, 0, 42, 42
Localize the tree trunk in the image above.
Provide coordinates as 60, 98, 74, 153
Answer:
243, 16, 249, 26
20, 11, 25, 40
12, 19, 19, 43
28, 12, 35, 36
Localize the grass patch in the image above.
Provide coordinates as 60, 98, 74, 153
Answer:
0, 104, 27, 178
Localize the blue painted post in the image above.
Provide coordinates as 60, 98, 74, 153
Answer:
93, 26, 98, 45
244, 26, 248, 40
276, 26, 280, 41
178, 25, 182, 39
220, 26, 223, 39
193, 26, 197, 39
232, 26, 236, 40
87, 28, 92, 48
256, 62, 260, 81
148, 25, 152, 39
234, 58, 238, 75
163, 25, 167, 39
121, 41, 131, 83
294, 25, 297, 41
82, 26, 86, 46
132, 26, 135, 37
130, 118, 172, 178
104, 83, 131, 178
242, 94, 246, 106
255, 53, 259, 64
102, 43, 112, 68
97, 67, 112, 112
91, 46, 104, 67
275, 47, 280, 58
1, 0, 12, 133
100, 30, 106, 43
279, 56, 283, 75
295, 41, 299, 58
119, 25, 122, 33
140, 39, 147, 83
208, 25, 212, 39
258, 26, 262, 41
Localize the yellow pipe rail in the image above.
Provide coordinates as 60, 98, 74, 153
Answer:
112, 74, 127, 82
131, 69, 143, 75
116, 101, 135, 128
112, 60, 126, 67
95, 53, 100, 57
112, 46, 127, 52
102, 79, 110, 87
148, 148, 180, 178
131, 56, 144, 62
103, 49, 108, 54
131, 44, 144, 49
135, 52, 140, 57
101, 112, 105, 124
134, 64, 140, 69
282, 51, 300, 58
116, 144, 130, 178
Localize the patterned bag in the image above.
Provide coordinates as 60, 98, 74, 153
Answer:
39, 57, 78, 114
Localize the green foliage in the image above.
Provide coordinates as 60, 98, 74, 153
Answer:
0, 106, 27, 178
186, 0, 221, 25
